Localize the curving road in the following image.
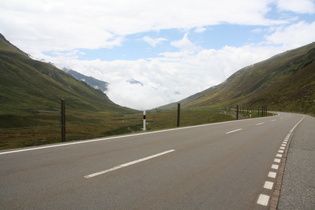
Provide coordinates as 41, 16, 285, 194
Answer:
0, 112, 312, 209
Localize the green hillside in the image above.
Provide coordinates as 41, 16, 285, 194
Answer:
0, 34, 142, 149
177, 43, 315, 114
0, 33, 132, 114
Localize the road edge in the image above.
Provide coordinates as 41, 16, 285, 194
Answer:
269, 115, 305, 210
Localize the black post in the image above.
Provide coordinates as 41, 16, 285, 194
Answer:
61, 99, 66, 142
177, 103, 180, 127
236, 105, 239, 119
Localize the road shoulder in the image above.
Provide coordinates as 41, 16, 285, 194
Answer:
277, 115, 315, 209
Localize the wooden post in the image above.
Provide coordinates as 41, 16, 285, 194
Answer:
177, 103, 180, 127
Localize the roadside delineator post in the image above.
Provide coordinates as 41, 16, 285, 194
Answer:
143, 110, 146, 131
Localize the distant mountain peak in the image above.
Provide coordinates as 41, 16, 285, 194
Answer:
127, 79, 144, 86
63, 68, 108, 92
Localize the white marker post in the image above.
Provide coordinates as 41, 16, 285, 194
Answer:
143, 110, 146, 131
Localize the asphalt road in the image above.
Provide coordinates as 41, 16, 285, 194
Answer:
0, 113, 308, 209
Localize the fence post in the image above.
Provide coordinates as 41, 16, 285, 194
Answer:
143, 110, 146, 131
61, 99, 66, 142
236, 105, 239, 119
177, 103, 180, 127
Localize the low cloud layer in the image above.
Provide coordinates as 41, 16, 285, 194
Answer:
1, 0, 314, 110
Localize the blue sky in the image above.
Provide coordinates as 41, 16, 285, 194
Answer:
58, 25, 263, 61
1, 0, 315, 110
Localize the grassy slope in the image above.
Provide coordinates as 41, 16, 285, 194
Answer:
0, 33, 139, 134
178, 43, 315, 114
0, 34, 135, 115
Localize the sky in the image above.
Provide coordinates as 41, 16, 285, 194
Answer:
1, 0, 315, 110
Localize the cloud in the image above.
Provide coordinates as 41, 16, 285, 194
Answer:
36, 18, 315, 110
194, 27, 207, 33
47, 43, 286, 110
275, 0, 315, 14
171, 33, 201, 53
143, 36, 167, 47
1, 0, 314, 110
265, 21, 315, 48
1, 0, 287, 54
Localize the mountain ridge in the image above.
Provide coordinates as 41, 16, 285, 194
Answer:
163, 43, 315, 114
63, 68, 109, 92
0, 33, 134, 114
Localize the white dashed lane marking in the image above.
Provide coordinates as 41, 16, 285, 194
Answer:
257, 194, 270, 206
274, 158, 281, 163
84, 149, 175, 179
264, 181, 274, 190
225, 128, 242, 134
268, 171, 277, 178
256, 115, 306, 207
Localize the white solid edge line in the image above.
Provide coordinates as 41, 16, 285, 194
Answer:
0, 115, 270, 155
225, 128, 242, 134
84, 149, 175, 179
257, 194, 270, 206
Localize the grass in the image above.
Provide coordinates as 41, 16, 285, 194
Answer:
0, 111, 142, 150
0, 107, 272, 150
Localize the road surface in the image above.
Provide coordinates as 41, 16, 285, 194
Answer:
0, 112, 309, 209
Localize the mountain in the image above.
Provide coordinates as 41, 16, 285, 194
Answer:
0, 33, 134, 115
63, 68, 108, 92
128, 79, 144, 86
172, 43, 315, 114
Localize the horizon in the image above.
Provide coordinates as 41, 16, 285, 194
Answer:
1, 0, 315, 110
